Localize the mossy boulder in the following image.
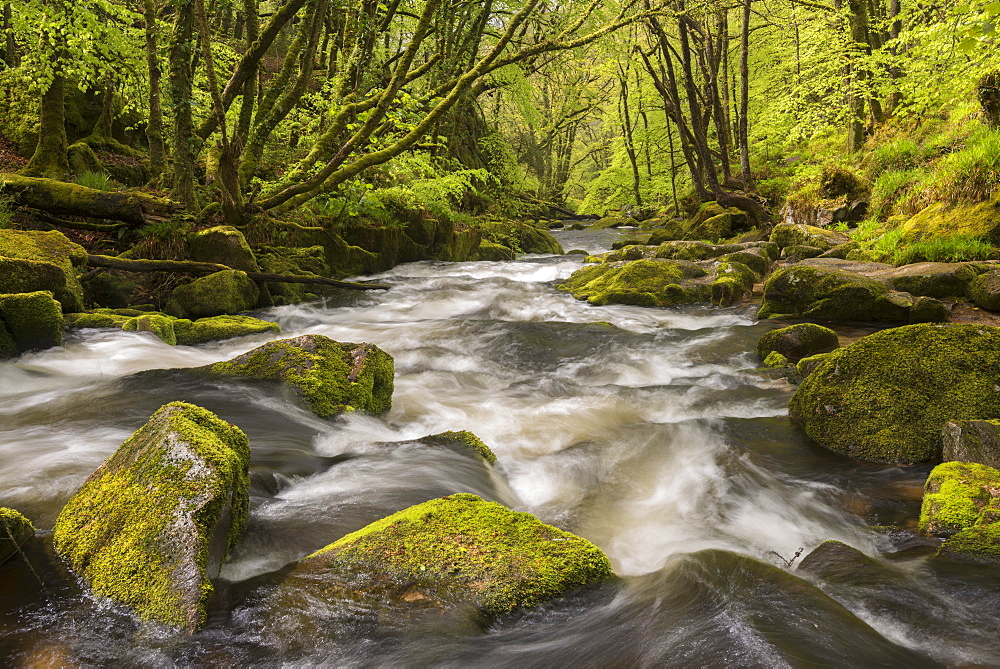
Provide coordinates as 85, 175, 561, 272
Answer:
757, 323, 839, 362
789, 324, 1000, 463
122, 313, 178, 345
0, 229, 87, 311
818, 241, 861, 259
769, 223, 849, 251
762, 351, 790, 368
919, 461, 1000, 564
781, 244, 824, 262
189, 226, 259, 272
66, 309, 279, 346
592, 215, 639, 229
684, 212, 736, 241
874, 262, 992, 299
757, 265, 911, 322
269, 494, 613, 624
943, 420, 1000, 470
52, 402, 250, 632
646, 220, 685, 245
174, 315, 280, 346
796, 352, 832, 377
899, 200, 1000, 243
477, 221, 563, 255
966, 269, 1000, 311
417, 430, 497, 465
164, 269, 260, 319
202, 334, 393, 418
0, 507, 35, 565
558, 258, 710, 307
477, 240, 515, 261
0, 290, 63, 358
711, 261, 756, 306
717, 248, 772, 278
907, 295, 950, 323
254, 245, 329, 305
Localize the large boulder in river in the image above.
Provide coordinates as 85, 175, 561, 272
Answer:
757, 323, 839, 362
0, 229, 87, 311
165, 269, 260, 319
201, 334, 393, 418
919, 461, 1000, 563
0, 290, 63, 358
0, 507, 35, 565
53, 402, 250, 632
267, 494, 613, 628
789, 324, 1000, 463
188, 225, 259, 271
477, 221, 563, 255
943, 420, 1000, 469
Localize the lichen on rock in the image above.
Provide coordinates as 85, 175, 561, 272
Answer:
52, 402, 250, 632
202, 334, 393, 418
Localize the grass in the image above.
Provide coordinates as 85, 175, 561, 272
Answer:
76, 171, 115, 191
893, 235, 995, 265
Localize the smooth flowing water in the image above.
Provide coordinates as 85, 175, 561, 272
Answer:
1, 228, 999, 667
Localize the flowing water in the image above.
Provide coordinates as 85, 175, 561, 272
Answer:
1, 228, 999, 666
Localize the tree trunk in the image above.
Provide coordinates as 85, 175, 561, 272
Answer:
168, 2, 199, 208
144, 0, 166, 178
738, 0, 752, 188
2, 3, 15, 67
23, 74, 70, 178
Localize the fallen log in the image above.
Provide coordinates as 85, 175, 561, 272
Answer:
85, 254, 391, 291
512, 194, 598, 220
0, 173, 180, 226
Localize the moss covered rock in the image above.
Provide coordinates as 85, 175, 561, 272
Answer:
165, 269, 260, 319
67, 309, 279, 346
53, 402, 250, 632
789, 324, 1000, 463
558, 258, 710, 307
711, 261, 756, 306
592, 215, 639, 229
684, 212, 735, 241
174, 315, 280, 346
0, 229, 87, 312
717, 248, 772, 278
0, 290, 63, 358
781, 245, 825, 262
417, 430, 497, 465
943, 420, 1000, 470
0, 507, 35, 565
203, 334, 393, 418
254, 245, 330, 305
875, 262, 991, 299
920, 461, 1000, 536
477, 240, 515, 261
796, 352, 832, 377
478, 221, 563, 255
757, 323, 839, 362
122, 313, 178, 345
900, 200, 1000, 243
966, 269, 1000, 311
646, 220, 685, 245
757, 265, 910, 323
269, 494, 613, 624
762, 351, 790, 368
769, 223, 849, 251
189, 226, 259, 271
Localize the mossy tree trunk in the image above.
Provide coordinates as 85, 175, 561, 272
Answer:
23, 73, 71, 179
2, 3, 15, 67
143, 0, 166, 178
168, 1, 199, 209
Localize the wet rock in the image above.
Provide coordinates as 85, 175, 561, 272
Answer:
711, 261, 756, 306
201, 334, 393, 418
920, 461, 1000, 564
189, 225, 259, 272
173, 315, 280, 346
798, 540, 905, 587
416, 430, 497, 465
966, 269, 1000, 310
757, 265, 910, 323
789, 323, 1000, 463
557, 258, 710, 307
757, 323, 839, 362
646, 220, 685, 244
0, 507, 35, 565
477, 221, 563, 254
266, 494, 613, 629
0, 290, 63, 359
0, 229, 88, 311
907, 295, 950, 324
943, 420, 1000, 469
67, 309, 279, 346
611, 237, 651, 250
565, 249, 589, 255
769, 223, 849, 251
717, 247, 773, 278
164, 269, 260, 319
780, 244, 824, 262
477, 240, 515, 260
592, 215, 639, 229
122, 312, 178, 344
53, 402, 250, 632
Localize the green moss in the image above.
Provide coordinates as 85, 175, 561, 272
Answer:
789, 324, 1000, 463
884, 262, 990, 298
684, 211, 737, 241
605, 245, 651, 262
938, 523, 1000, 563
477, 239, 515, 261
422, 430, 497, 465
52, 402, 250, 632
591, 215, 639, 229
919, 461, 1000, 536
908, 296, 950, 323
174, 315, 280, 346
0, 507, 36, 565
711, 261, 755, 306
717, 249, 771, 278
757, 323, 840, 362
189, 226, 259, 271
782, 245, 825, 262
796, 352, 832, 377
967, 269, 1000, 310
66, 311, 133, 329
293, 494, 613, 618
67, 310, 280, 346
647, 220, 685, 245
255, 245, 329, 304
477, 220, 564, 255
0, 290, 63, 358
900, 200, 1000, 243
0, 229, 86, 312
769, 223, 849, 250
757, 265, 910, 323
558, 259, 709, 307
763, 351, 790, 368
204, 334, 393, 418
164, 270, 260, 319
123, 314, 177, 345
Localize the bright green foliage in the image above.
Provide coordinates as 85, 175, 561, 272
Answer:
53, 402, 250, 633
920, 461, 1000, 536
205, 334, 394, 418
789, 324, 1000, 463
290, 494, 613, 618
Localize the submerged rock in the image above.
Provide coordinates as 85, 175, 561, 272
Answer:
920, 461, 1000, 564
268, 494, 612, 627
0, 507, 35, 565
202, 334, 393, 418
757, 323, 839, 362
0, 229, 88, 312
789, 324, 1000, 463
416, 430, 497, 465
798, 540, 906, 587
943, 420, 1000, 469
164, 269, 260, 319
53, 402, 250, 632
0, 290, 63, 358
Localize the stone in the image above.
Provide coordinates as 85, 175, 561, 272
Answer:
943, 420, 1000, 470
763, 351, 790, 368
966, 269, 1000, 310
919, 461, 1000, 564
189, 226, 259, 271
817, 241, 861, 259
0, 290, 63, 358
267, 494, 612, 626
477, 240, 514, 261
0, 229, 88, 312
907, 295, 950, 324
873, 262, 992, 299
717, 248, 772, 278
646, 220, 685, 245
164, 269, 260, 319
557, 258, 710, 307
757, 265, 910, 323
52, 402, 250, 632
0, 507, 35, 565
769, 223, 849, 251
798, 540, 905, 587
592, 215, 639, 229
173, 315, 280, 346
781, 245, 824, 262
795, 352, 832, 377
789, 324, 1000, 463
757, 323, 839, 362
201, 334, 393, 418
711, 261, 756, 306
417, 431, 497, 465
477, 221, 563, 254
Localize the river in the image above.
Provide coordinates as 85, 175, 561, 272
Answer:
1, 227, 998, 666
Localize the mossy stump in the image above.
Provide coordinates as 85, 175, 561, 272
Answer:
789, 324, 1000, 464
52, 402, 251, 632
0, 507, 36, 565
0, 290, 63, 358
202, 334, 393, 418
757, 323, 839, 363
269, 493, 613, 626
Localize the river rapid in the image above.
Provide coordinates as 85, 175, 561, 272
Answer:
1, 228, 999, 667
